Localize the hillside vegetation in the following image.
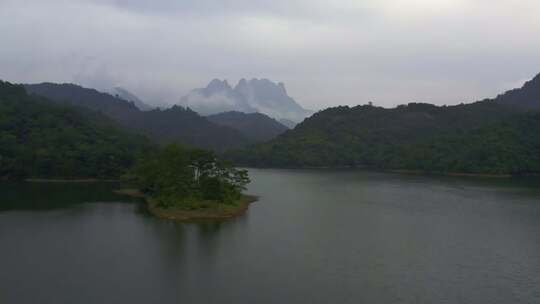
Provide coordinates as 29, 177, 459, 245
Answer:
207, 111, 288, 142
0, 81, 153, 179
131, 144, 250, 208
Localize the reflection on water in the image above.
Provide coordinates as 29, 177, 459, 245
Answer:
1, 170, 540, 304
0, 182, 136, 211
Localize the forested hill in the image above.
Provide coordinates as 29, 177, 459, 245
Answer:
24, 83, 251, 151
228, 73, 540, 175
207, 111, 289, 142
492, 73, 540, 109
24, 83, 140, 116
0, 81, 153, 179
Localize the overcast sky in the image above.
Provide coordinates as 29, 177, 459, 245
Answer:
1, 0, 539, 109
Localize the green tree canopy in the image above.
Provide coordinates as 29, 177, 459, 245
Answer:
132, 144, 250, 208
0, 80, 153, 179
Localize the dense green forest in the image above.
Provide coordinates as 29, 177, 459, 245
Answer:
130, 144, 250, 209
0, 81, 153, 179
228, 73, 540, 175
0, 80, 253, 209
389, 112, 540, 174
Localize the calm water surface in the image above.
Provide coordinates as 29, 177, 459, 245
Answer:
1, 169, 540, 303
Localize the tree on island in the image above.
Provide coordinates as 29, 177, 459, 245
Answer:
131, 144, 250, 208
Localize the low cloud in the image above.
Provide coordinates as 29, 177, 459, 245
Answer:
181, 92, 240, 115
1, 0, 539, 108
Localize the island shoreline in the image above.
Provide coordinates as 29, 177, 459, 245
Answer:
114, 189, 258, 221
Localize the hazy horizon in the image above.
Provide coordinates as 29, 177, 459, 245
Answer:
1, 0, 539, 110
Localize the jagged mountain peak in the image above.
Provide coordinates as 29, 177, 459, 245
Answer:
237, 78, 248, 86
179, 78, 313, 122
206, 79, 232, 92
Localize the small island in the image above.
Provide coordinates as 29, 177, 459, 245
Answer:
117, 144, 256, 221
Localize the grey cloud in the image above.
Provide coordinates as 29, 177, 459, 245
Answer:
1, 0, 540, 109
86, 0, 357, 20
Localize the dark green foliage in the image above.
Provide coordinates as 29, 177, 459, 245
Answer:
0, 81, 153, 179
132, 144, 250, 208
207, 111, 289, 142
392, 113, 540, 175
228, 101, 540, 175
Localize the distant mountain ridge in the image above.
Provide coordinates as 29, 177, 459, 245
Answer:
24, 83, 251, 151
179, 78, 313, 123
110, 87, 154, 111
207, 111, 289, 142
228, 73, 540, 175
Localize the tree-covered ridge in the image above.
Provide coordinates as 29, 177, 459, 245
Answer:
388, 112, 540, 174
228, 99, 540, 175
131, 144, 250, 209
492, 73, 540, 109
207, 111, 289, 142
24, 83, 252, 151
0, 81, 153, 179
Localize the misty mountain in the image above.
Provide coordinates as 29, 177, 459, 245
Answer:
179, 78, 313, 123
207, 111, 289, 142
110, 87, 154, 111
278, 118, 297, 129
24, 83, 251, 151
227, 73, 540, 175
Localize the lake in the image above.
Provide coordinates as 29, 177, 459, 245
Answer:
1, 169, 540, 303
